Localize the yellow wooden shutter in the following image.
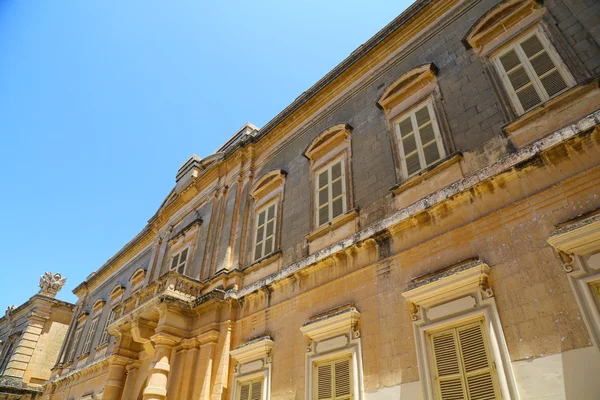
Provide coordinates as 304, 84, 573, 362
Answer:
457, 324, 497, 400
431, 331, 466, 400
431, 321, 499, 400
317, 363, 333, 400
251, 380, 262, 400
238, 382, 250, 400
316, 356, 353, 400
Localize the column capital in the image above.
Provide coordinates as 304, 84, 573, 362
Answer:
151, 332, 180, 347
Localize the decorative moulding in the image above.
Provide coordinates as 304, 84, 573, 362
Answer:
390, 152, 463, 196
377, 63, 438, 112
300, 304, 361, 342
109, 284, 125, 301
547, 209, 600, 256
402, 258, 492, 309
305, 209, 359, 243
463, 0, 544, 55
91, 299, 106, 313
303, 124, 352, 163
230, 336, 274, 365
251, 169, 287, 200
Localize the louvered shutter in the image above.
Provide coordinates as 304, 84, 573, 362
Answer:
254, 209, 266, 260
519, 34, 567, 99
498, 49, 541, 112
318, 169, 330, 226
82, 317, 99, 354
430, 321, 499, 400
330, 161, 344, 220
415, 106, 441, 166
432, 331, 466, 400
317, 363, 333, 400
334, 358, 352, 399
178, 248, 188, 273
458, 324, 497, 400
398, 116, 421, 176
251, 380, 263, 400
238, 383, 250, 400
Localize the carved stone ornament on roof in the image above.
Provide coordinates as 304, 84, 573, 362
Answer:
38, 272, 67, 298
5, 305, 16, 318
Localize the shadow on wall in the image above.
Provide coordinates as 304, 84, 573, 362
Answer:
512, 346, 600, 399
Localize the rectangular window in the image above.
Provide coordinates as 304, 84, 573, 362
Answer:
494, 30, 574, 115
81, 317, 99, 354
0, 340, 15, 374
316, 159, 347, 227
395, 100, 445, 178
67, 323, 84, 362
429, 320, 499, 400
237, 377, 263, 400
99, 308, 116, 346
170, 247, 189, 274
314, 355, 352, 400
254, 202, 277, 261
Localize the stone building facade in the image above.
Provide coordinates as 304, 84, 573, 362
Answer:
43, 0, 600, 399
0, 274, 74, 399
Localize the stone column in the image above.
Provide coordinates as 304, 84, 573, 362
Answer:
175, 338, 199, 399
142, 333, 179, 400
103, 355, 130, 400
120, 361, 141, 400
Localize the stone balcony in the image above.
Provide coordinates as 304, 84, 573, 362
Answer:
112, 271, 206, 323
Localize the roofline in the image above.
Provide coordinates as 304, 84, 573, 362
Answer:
253, 0, 431, 140
0, 294, 75, 325
71, 0, 433, 295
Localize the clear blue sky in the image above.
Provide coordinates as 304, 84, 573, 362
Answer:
0, 0, 411, 309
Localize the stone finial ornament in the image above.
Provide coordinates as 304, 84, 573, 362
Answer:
38, 272, 67, 298
5, 305, 16, 318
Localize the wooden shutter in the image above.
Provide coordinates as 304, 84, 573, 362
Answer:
82, 317, 99, 354
519, 34, 568, 98
177, 248, 188, 274
318, 169, 330, 226
315, 356, 353, 400
238, 378, 262, 400
251, 380, 263, 400
330, 161, 345, 220
430, 321, 499, 400
238, 383, 250, 400
457, 324, 497, 400
498, 48, 541, 112
398, 116, 421, 176
415, 105, 442, 166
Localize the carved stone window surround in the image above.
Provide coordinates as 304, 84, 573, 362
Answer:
300, 305, 365, 400
547, 209, 600, 349
250, 171, 286, 266
230, 336, 274, 400
402, 259, 519, 400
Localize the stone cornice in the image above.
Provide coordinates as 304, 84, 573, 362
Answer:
547, 208, 600, 255
0, 294, 75, 325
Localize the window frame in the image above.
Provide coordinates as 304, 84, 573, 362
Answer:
491, 27, 575, 116
81, 316, 99, 355
0, 338, 16, 374
393, 97, 446, 179
235, 375, 265, 400
427, 318, 501, 400
170, 246, 190, 275
66, 322, 85, 363
252, 199, 279, 262
313, 156, 348, 228
99, 307, 116, 347
312, 353, 354, 400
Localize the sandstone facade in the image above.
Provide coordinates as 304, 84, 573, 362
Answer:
42, 0, 600, 399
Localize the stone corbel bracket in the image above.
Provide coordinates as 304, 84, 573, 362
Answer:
402, 258, 492, 323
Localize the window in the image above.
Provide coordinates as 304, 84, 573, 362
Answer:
67, 323, 84, 362
493, 30, 574, 115
395, 99, 445, 178
170, 247, 189, 274
0, 340, 15, 374
316, 159, 347, 227
429, 320, 499, 400
314, 355, 352, 400
81, 317, 99, 354
237, 377, 264, 400
254, 202, 277, 261
99, 308, 116, 346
